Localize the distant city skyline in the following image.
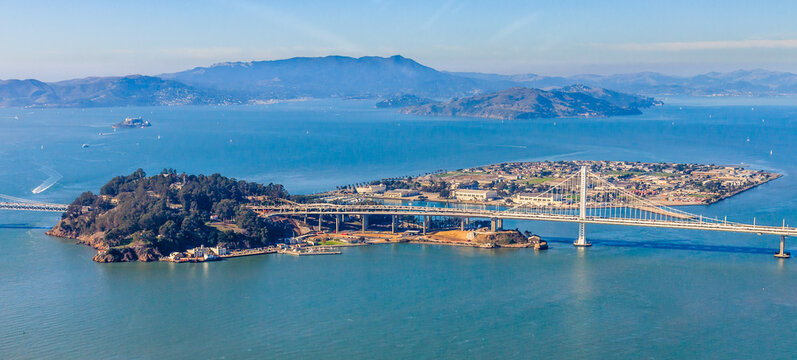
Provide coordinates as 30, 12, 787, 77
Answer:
2, 0, 797, 81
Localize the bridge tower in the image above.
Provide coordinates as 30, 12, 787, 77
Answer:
574, 166, 591, 247
776, 235, 790, 258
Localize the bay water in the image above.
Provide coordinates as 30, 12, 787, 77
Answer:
1, 99, 796, 359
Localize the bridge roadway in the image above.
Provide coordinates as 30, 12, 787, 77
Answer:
0, 202, 70, 212
252, 204, 797, 237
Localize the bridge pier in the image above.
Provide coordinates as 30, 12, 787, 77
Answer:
460, 217, 466, 231
573, 166, 591, 247
318, 214, 323, 232
362, 214, 369, 232
574, 222, 591, 247
775, 235, 790, 258
497, 218, 503, 231
335, 214, 341, 233
423, 216, 428, 235
391, 215, 397, 233
490, 218, 497, 232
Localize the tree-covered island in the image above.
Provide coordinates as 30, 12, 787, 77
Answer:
47, 169, 294, 262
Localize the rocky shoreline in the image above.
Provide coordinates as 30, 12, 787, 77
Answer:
46, 227, 162, 262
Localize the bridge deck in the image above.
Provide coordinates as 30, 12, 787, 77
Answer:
253, 205, 797, 237
0, 202, 70, 212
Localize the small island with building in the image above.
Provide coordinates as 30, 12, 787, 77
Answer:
112, 116, 151, 129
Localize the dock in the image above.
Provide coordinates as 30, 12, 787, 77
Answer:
279, 247, 342, 256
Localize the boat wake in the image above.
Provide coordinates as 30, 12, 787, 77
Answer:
473, 143, 528, 149
31, 167, 63, 194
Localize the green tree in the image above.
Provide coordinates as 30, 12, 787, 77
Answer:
213, 199, 238, 221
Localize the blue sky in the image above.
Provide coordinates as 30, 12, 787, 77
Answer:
2, 0, 797, 80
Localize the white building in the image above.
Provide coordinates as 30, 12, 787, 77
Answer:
210, 246, 228, 256
454, 189, 498, 201
187, 245, 210, 257
355, 184, 386, 194
514, 192, 553, 205
384, 189, 419, 198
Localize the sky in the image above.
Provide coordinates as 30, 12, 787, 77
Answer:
2, 0, 797, 81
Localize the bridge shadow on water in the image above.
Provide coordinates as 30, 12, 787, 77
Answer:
0, 223, 51, 230
545, 237, 776, 255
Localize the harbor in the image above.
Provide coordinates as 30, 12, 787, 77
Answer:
163, 244, 343, 263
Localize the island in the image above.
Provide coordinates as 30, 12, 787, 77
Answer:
48, 161, 779, 263
390, 85, 661, 120
335, 161, 779, 206
113, 116, 151, 129
48, 169, 295, 262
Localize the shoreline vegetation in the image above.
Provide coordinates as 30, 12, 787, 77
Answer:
47, 169, 294, 263
48, 160, 780, 263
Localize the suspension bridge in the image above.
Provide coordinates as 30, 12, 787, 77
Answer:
0, 194, 69, 212
254, 166, 796, 258
1, 166, 795, 258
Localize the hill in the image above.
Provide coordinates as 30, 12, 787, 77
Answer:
47, 169, 294, 262
161, 55, 505, 99
398, 86, 659, 120
0, 75, 232, 107
0, 79, 60, 107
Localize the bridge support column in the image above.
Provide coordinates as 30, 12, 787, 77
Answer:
391, 215, 397, 233
335, 215, 341, 233
362, 214, 369, 232
775, 235, 790, 258
460, 218, 466, 231
318, 214, 323, 232
491, 218, 497, 232
574, 222, 591, 247
574, 166, 591, 247
303, 213, 308, 224
423, 216, 428, 235
497, 219, 503, 231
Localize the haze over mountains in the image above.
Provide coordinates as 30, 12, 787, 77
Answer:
453, 69, 797, 97
0, 55, 795, 108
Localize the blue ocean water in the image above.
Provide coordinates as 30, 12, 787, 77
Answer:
0, 99, 796, 359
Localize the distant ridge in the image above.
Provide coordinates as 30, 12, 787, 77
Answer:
0, 55, 794, 108
449, 68, 797, 96
0, 75, 228, 107
397, 86, 660, 120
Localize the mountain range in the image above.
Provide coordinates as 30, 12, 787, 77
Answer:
1, 55, 796, 108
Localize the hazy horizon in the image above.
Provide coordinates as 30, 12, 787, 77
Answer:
3, 1, 797, 81
2, 54, 796, 83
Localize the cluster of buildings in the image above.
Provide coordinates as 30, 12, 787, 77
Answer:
167, 245, 227, 262
342, 161, 779, 206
